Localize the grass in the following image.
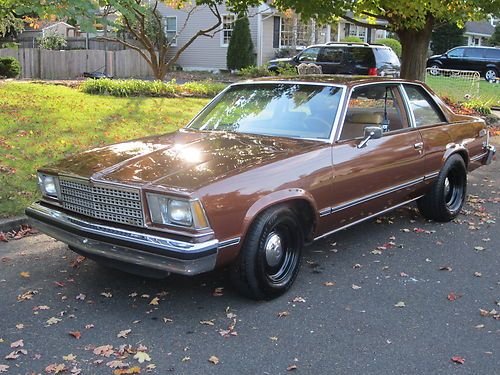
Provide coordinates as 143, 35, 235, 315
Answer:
426, 75, 500, 107
0, 82, 209, 218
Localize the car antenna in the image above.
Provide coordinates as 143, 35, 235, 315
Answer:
381, 87, 390, 132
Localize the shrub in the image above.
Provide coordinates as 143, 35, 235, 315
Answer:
38, 31, 67, 50
341, 36, 364, 43
227, 15, 255, 71
0, 57, 21, 78
377, 38, 402, 57
462, 99, 492, 115
80, 78, 226, 98
238, 63, 297, 78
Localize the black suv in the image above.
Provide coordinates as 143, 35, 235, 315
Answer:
268, 42, 401, 77
427, 46, 500, 81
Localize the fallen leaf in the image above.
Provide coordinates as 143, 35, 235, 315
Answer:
85, 324, 94, 329
212, 287, 224, 297
0, 365, 9, 372
10, 339, 23, 348
106, 360, 129, 369
149, 297, 159, 305
323, 281, 336, 286
439, 266, 452, 271
394, 301, 406, 308
63, 353, 77, 361
45, 363, 67, 373
474, 246, 485, 251
69, 331, 81, 340
269, 336, 278, 341
163, 317, 173, 324
200, 320, 215, 326
19, 272, 30, 278
208, 355, 219, 365
352, 284, 362, 290
447, 292, 459, 301
474, 272, 482, 277
46, 317, 62, 326
134, 351, 151, 363
287, 364, 298, 371
277, 311, 290, 318
474, 324, 485, 329
75, 294, 86, 301
292, 296, 306, 303
5, 351, 19, 360
100, 292, 113, 298
113, 368, 140, 375
117, 329, 131, 339
93, 345, 114, 357
181, 356, 190, 362
451, 356, 465, 364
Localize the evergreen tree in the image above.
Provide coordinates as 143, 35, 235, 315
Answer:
487, 24, 500, 46
431, 23, 465, 55
227, 15, 254, 71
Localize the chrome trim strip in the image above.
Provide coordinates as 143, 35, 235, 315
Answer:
314, 195, 423, 241
424, 171, 440, 180
399, 83, 416, 128
27, 202, 218, 254
319, 177, 424, 216
219, 237, 241, 248
470, 152, 487, 162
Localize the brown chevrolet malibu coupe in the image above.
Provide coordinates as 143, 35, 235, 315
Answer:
26, 76, 495, 299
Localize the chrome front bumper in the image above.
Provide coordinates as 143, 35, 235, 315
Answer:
484, 144, 496, 165
26, 202, 219, 276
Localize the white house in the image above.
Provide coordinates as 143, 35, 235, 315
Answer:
157, 3, 388, 71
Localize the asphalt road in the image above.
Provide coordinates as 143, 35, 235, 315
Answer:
1, 159, 498, 375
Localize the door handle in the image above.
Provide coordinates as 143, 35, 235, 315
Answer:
414, 142, 424, 149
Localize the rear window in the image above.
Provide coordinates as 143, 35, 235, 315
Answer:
483, 48, 500, 59
347, 47, 375, 66
374, 47, 400, 66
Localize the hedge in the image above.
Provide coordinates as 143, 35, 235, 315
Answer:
0, 57, 21, 78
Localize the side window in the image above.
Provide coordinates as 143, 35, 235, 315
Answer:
484, 48, 500, 59
339, 85, 406, 141
403, 85, 446, 127
298, 47, 321, 62
319, 47, 343, 63
448, 48, 464, 58
349, 47, 375, 66
464, 48, 484, 58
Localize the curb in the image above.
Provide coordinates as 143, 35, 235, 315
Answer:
0, 215, 28, 233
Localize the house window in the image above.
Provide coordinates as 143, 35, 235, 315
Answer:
164, 16, 177, 46
280, 17, 313, 48
349, 24, 366, 40
221, 15, 235, 47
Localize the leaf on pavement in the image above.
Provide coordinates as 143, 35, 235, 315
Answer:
474, 246, 485, 251
106, 360, 129, 369
113, 367, 140, 375
208, 355, 219, 365
352, 284, 362, 290
447, 292, 461, 301
134, 351, 151, 364
451, 356, 465, 364
287, 364, 298, 371
200, 320, 215, 326
474, 272, 482, 277
62, 354, 77, 361
0, 365, 9, 372
69, 331, 81, 340
212, 287, 224, 297
277, 311, 290, 318
100, 292, 113, 298
19, 272, 30, 278
149, 297, 159, 305
10, 339, 23, 348
117, 329, 131, 339
93, 345, 114, 357
323, 281, 336, 286
45, 317, 62, 326
439, 266, 452, 271
45, 363, 67, 373
292, 296, 306, 303
394, 301, 406, 308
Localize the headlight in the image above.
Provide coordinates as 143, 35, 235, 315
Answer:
146, 193, 209, 229
37, 173, 58, 198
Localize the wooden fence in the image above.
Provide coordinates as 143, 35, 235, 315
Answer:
0, 48, 154, 79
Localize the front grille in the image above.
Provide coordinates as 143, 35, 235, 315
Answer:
59, 178, 144, 227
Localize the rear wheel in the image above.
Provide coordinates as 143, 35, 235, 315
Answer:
230, 206, 303, 300
484, 68, 497, 82
417, 154, 467, 222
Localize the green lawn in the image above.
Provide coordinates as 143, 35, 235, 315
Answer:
426, 75, 500, 106
0, 82, 209, 218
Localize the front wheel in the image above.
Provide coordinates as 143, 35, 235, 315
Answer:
417, 154, 467, 222
230, 206, 303, 300
428, 64, 441, 76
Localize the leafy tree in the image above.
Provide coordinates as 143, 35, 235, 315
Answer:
487, 24, 500, 46
227, 15, 254, 71
431, 23, 465, 55
38, 30, 68, 50
237, 0, 500, 81
0, 0, 25, 36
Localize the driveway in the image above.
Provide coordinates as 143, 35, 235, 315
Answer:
0, 155, 498, 374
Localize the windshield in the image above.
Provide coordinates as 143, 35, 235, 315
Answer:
186, 83, 344, 140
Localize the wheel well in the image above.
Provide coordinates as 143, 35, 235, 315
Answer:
285, 199, 317, 243
452, 150, 469, 169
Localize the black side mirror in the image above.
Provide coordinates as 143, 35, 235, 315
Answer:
357, 126, 383, 149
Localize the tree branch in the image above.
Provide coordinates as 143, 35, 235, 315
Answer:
95, 36, 152, 65
341, 14, 388, 31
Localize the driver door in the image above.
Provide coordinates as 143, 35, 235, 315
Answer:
321, 83, 426, 233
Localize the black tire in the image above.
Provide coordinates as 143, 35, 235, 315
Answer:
417, 154, 467, 222
230, 206, 303, 300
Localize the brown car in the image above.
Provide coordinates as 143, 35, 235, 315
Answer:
26, 76, 496, 300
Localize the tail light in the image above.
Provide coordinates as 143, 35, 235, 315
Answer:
368, 67, 378, 76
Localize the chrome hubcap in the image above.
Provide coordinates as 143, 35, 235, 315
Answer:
265, 232, 283, 267
485, 70, 496, 80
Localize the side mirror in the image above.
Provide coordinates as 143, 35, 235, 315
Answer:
357, 126, 383, 149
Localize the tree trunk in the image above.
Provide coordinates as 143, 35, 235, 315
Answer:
396, 16, 434, 81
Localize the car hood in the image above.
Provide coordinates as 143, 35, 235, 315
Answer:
269, 57, 294, 64
42, 130, 319, 193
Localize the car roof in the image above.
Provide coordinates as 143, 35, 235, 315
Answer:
241, 75, 415, 88
450, 45, 500, 50
306, 42, 391, 49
